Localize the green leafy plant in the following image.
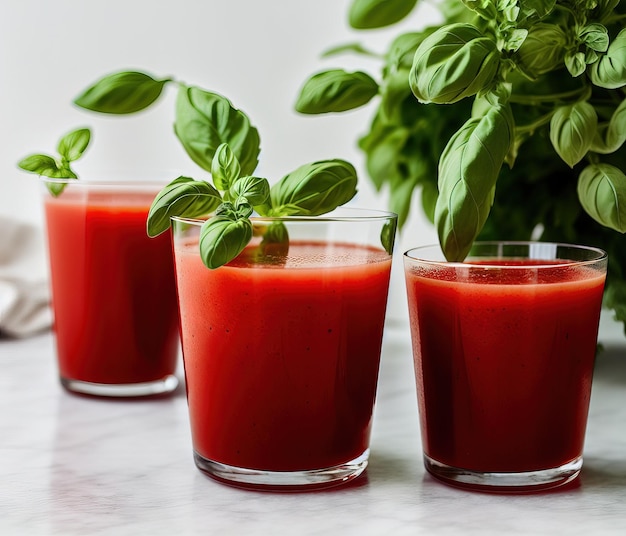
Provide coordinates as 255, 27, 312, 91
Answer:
73, 70, 359, 268
17, 127, 91, 195
296, 0, 626, 335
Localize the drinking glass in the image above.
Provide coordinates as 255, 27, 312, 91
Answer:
172, 208, 397, 490
404, 241, 607, 492
42, 178, 180, 397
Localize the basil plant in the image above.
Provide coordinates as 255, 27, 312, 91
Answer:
296, 0, 626, 336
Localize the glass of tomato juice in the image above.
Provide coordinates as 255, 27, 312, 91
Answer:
42, 178, 180, 397
404, 241, 608, 492
172, 208, 397, 490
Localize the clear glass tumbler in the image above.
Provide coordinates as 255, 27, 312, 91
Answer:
172, 208, 397, 490
42, 178, 180, 397
404, 241, 608, 492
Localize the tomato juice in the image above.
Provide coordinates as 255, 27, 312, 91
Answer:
44, 183, 180, 394
405, 254, 606, 482
174, 239, 392, 473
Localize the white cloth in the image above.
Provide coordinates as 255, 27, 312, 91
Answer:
0, 216, 52, 337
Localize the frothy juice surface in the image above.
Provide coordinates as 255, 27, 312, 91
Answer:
44, 189, 179, 384
405, 258, 606, 473
175, 240, 392, 471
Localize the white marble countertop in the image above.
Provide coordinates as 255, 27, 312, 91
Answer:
2, 314, 626, 536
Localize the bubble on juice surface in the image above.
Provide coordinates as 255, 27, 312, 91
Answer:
231, 241, 389, 269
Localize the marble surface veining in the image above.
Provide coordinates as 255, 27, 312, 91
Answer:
1, 314, 626, 536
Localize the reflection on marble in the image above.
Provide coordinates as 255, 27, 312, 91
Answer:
1, 313, 626, 535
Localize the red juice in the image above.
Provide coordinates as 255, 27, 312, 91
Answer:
44, 185, 179, 389
405, 258, 606, 474
174, 240, 392, 472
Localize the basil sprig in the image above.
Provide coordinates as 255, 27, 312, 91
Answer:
147, 146, 357, 268
73, 69, 358, 269
17, 127, 91, 196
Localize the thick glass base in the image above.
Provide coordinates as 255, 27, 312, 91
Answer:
424, 453, 582, 493
194, 449, 369, 491
60, 375, 179, 398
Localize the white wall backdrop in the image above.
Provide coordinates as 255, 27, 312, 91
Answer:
1, 0, 440, 315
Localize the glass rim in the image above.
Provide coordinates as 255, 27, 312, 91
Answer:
39, 177, 170, 189
171, 207, 398, 225
404, 241, 608, 269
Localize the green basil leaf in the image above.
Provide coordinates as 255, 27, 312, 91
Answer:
215, 201, 235, 217
270, 159, 358, 216
17, 154, 78, 197
435, 100, 514, 261
266, 221, 289, 243
564, 51, 587, 77
74, 71, 170, 114
380, 67, 412, 122
515, 23, 567, 79
577, 163, 626, 233
234, 199, 254, 219
358, 118, 411, 190
388, 173, 420, 228
580, 23, 609, 53
505, 29, 528, 53
216, 199, 254, 220
321, 43, 378, 58
549, 102, 597, 168
45, 180, 71, 197
593, 0, 620, 22
211, 143, 241, 191
386, 32, 427, 70
147, 176, 223, 237
603, 277, 626, 333
57, 127, 91, 162
199, 215, 253, 269
585, 48, 599, 65
591, 98, 626, 154
518, 0, 556, 18
590, 28, 626, 89
348, 0, 417, 29
409, 23, 500, 104
295, 69, 379, 114
381, 218, 397, 255
421, 181, 438, 224
230, 176, 270, 207
460, 0, 498, 20
18, 154, 61, 176
174, 85, 260, 175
